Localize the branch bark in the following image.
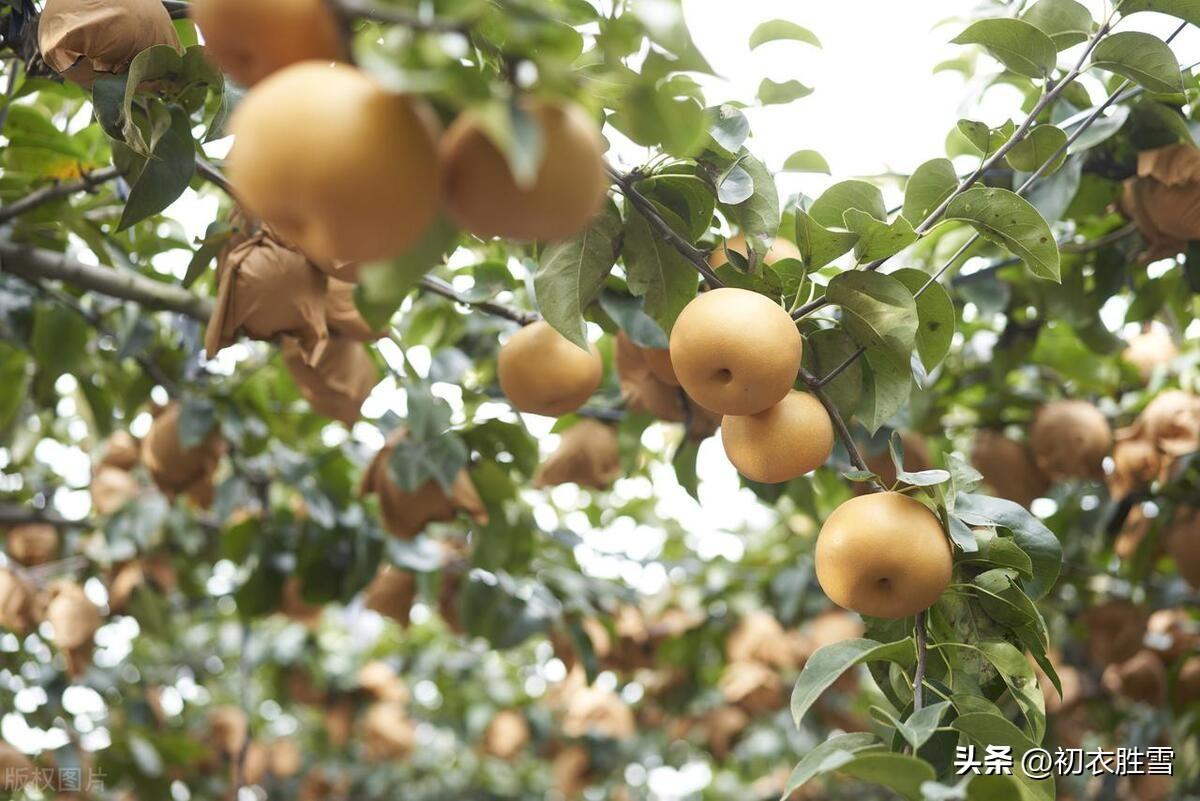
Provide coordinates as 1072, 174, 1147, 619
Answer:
0, 167, 121, 225
0, 240, 216, 320
606, 163, 725, 289
419, 275, 539, 325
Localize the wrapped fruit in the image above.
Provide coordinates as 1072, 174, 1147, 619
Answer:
1136, 389, 1200, 456
971, 430, 1048, 507
0, 739, 34, 790
325, 279, 385, 341
613, 332, 719, 439
698, 705, 749, 761
1114, 506, 1157, 562
108, 555, 177, 614
1165, 506, 1200, 589
361, 701, 416, 761
4, 523, 59, 566
1108, 433, 1165, 499
725, 611, 797, 669
45, 580, 102, 676
282, 335, 377, 425
1121, 144, 1200, 260
99, 431, 140, 470
206, 229, 331, 364
718, 661, 785, 714
208, 706, 248, 759
363, 566, 416, 626
533, 419, 621, 490
1102, 650, 1167, 705
1084, 600, 1148, 667
1123, 326, 1178, 380
0, 568, 37, 634
357, 661, 410, 703
1028, 400, 1112, 481
141, 403, 224, 507
1175, 656, 1200, 705
551, 745, 591, 797
298, 769, 348, 801
561, 685, 636, 741
38, 0, 181, 86
483, 710, 530, 761
90, 464, 139, 516
279, 577, 322, 628
359, 433, 488, 539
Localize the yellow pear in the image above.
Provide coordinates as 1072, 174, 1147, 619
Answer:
815, 492, 952, 619
721, 390, 833, 483
708, 233, 802, 268
669, 287, 802, 416
497, 321, 603, 416
228, 62, 441, 264
191, 0, 346, 87
442, 99, 608, 241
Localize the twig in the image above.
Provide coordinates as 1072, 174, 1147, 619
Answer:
913, 610, 928, 711
797, 367, 882, 492
419, 275, 539, 325
0, 167, 121, 225
162, 0, 190, 19
606, 163, 724, 289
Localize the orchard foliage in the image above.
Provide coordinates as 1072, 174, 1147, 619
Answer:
0, 0, 1199, 800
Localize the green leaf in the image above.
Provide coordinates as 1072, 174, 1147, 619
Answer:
782, 733, 880, 798
957, 118, 1016, 158
598, 290, 669, 349
32, 305, 88, 379
1021, 0, 1095, 49
791, 638, 914, 725
951, 18, 1058, 79
623, 206, 698, 335
794, 210, 859, 270
902, 158, 959, 225
117, 106, 196, 231
944, 187, 1060, 282
843, 209, 918, 262
977, 639, 1046, 741
178, 395, 216, 448
835, 752, 937, 801
0, 344, 29, 433
902, 701, 951, 750
960, 529, 1035, 578
534, 202, 622, 349
954, 493, 1062, 600
1006, 124, 1068, 174
826, 271, 919, 358
953, 713, 1055, 801
720, 151, 781, 246
758, 78, 814, 106
635, 171, 716, 244
1119, 0, 1200, 30
782, 149, 831, 174
748, 19, 822, 50
889, 268, 955, 372
1090, 31, 1184, 94
673, 439, 700, 501
471, 99, 544, 187
803, 327, 863, 418
354, 215, 458, 331
810, 180, 886, 228
859, 347, 912, 434
708, 104, 750, 154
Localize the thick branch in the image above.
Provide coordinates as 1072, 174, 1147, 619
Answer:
0, 241, 216, 320
606, 163, 725, 288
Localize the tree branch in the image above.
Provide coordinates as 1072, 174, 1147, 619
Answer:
606, 163, 725, 289
0, 167, 121, 225
419, 275, 539, 325
797, 367, 882, 492
0, 241, 216, 319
